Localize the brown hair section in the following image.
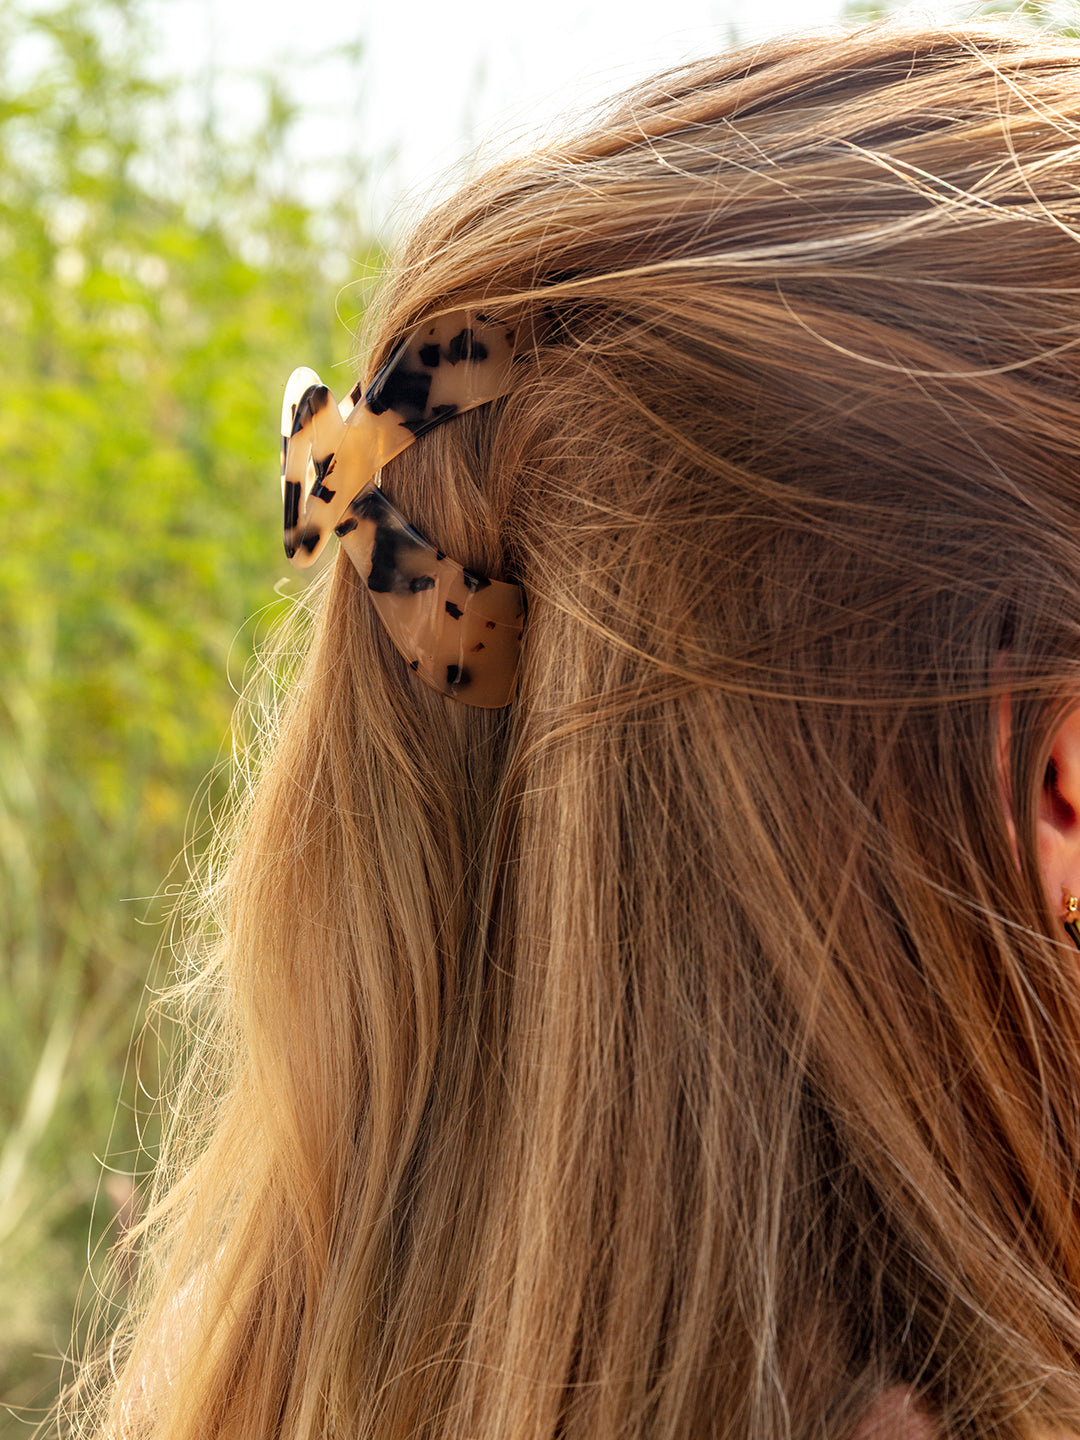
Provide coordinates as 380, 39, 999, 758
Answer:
69, 23, 1080, 1440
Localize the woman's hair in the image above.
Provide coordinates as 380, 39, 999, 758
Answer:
75, 21, 1080, 1440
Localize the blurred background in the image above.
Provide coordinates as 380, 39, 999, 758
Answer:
0, 0, 1067, 1427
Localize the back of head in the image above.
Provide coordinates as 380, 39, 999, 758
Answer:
88, 23, 1080, 1440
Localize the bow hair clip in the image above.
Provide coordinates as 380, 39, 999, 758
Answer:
280, 310, 532, 708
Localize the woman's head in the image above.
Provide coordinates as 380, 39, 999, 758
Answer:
93, 23, 1080, 1440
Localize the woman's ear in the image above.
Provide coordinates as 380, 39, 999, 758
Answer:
1036, 705, 1080, 918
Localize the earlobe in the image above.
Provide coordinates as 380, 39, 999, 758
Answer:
1036, 705, 1080, 926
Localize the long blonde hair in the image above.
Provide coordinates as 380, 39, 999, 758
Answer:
76, 22, 1080, 1440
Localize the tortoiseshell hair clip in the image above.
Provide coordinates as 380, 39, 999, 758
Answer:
280, 310, 534, 708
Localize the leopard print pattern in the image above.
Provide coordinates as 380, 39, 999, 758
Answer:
338, 483, 525, 708
279, 309, 530, 706
281, 311, 522, 567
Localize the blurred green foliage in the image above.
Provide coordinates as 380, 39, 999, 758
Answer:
0, 0, 374, 1424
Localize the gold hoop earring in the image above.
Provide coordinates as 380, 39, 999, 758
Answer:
1063, 889, 1080, 952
